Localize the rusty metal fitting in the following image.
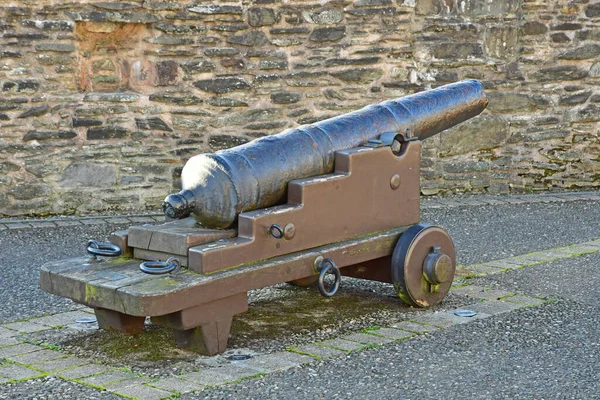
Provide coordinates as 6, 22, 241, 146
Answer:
390, 174, 401, 190
423, 246, 453, 284
283, 223, 296, 240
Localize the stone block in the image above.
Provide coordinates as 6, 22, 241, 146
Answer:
226, 31, 268, 46
238, 352, 313, 373
248, 7, 279, 27
9, 349, 65, 364
57, 364, 111, 379
534, 66, 588, 82
17, 105, 50, 119
87, 126, 128, 140
181, 365, 258, 385
0, 344, 41, 358
559, 44, 600, 60
291, 344, 346, 359
439, 116, 509, 156
80, 370, 137, 387
36, 357, 89, 372
7, 184, 51, 201
309, 26, 346, 42
194, 77, 251, 94
271, 91, 301, 104
23, 131, 76, 141
181, 60, 216, 74
522, 21, 548, 36
112, 384, 171, 400
391, 321, 438, 334
330, 68, 383, 84
147, 376, 204, 394
433, 43, 483, 59
0, 364, 42, 380
318, 338, 366, 352
135, 117, 173, 131
60, 163, 116, 187
342, 332, 393, 345
189, 5, 243, 14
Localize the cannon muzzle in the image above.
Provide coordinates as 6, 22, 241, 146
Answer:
164, 79, 488, 227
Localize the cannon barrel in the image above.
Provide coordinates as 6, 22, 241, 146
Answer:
164, 79, 488, 228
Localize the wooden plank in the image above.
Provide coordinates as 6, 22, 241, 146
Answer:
134, 248, 189, 267
117, 227, 405, 316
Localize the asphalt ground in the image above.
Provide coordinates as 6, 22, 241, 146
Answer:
0, 196, 599, 399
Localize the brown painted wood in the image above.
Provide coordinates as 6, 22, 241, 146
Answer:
152, 293, 248, 330
189, 143, 421, 274
128, 217, 236, 256
94, 308, 145, 334
342, 256, 393, 283
42, 226, 407, 316
173, 317, 233, 356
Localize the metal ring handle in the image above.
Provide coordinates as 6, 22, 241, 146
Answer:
268, 224, 284, 239
139, 257, 181, 275
317, 258, 341, 297
87, 240, 122, 257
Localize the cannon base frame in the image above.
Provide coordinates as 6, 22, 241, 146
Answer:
40, 141, 457, 355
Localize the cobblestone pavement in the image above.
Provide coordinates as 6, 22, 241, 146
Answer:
0, 191, 599, 399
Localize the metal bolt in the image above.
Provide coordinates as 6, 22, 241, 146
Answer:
391, 139, 402, 154
423, 246, 453, 284
284, 223, 296, 240
390, 174, 401, 190
313, 256, 324, 273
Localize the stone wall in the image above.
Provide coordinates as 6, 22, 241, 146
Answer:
1, 0, 599, 217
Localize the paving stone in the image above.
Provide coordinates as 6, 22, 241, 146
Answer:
2, 321, 52, 333
582, 239, 600, 249
105, 377, 151, 391
8, 349, 65, 364
510, 253, 562, 264
410, 311, 491, 328
33, 311, 95, 327
562, 245, 598, 254
370, 327, 416, 340
36, 356, 89, 372
481, 260, 523, 270
467, 300, 522, 315
129, 216, 156, 223
462, 264, 504, 276
80, 370, 136, 387
459, 288, 516, 301
237, 352, 312, 373
342, 332, 393, 346
291, 343, 346, 360
0, 377, 8, 384
448, 285, 488, 297
0, 343, 42, 358
317, 338, 367, 352
0, 364, 42, 380
182, 365, 258, 386
6, 223, 32, 230
28, 222, 57, 228
0, 327, 16, 338
104, 217, 131, 224
54, 220, 83, 227
56, 364, 112, 379
502, 295, 546, 306
147, 376, 204, 393
0, 225, 7, 231
80, 219, 108, 225
390, 321, 438, 334
0, 337, 19, 347
111, 384, 171, 400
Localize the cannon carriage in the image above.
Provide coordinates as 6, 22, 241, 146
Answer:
41, 80, 487, 355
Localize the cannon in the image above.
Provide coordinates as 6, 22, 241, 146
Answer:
40, 80, 488, 356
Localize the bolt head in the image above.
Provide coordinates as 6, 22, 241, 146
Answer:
390, 174, 401, 190
284, 223, 296, 240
